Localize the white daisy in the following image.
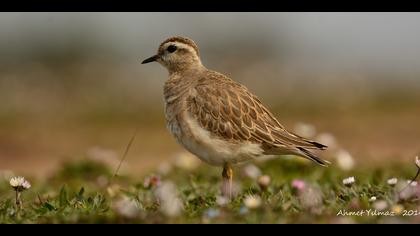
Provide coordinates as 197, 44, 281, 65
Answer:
10, 176, 31, 208
387, 178, 398, 186
243, 195, 262, 209
9, 176, 25, 188
343, 176, 355, 187
9, 176, 31, 190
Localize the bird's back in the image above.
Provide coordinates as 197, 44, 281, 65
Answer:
185, 69, 329, 166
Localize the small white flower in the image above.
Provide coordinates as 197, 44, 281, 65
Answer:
335, 150, 355, 171
10, 176, 31, 208
342, 176, 355, 187
22, 180, 31, 189
9, 176, 30, 190
243, 195, 261, 209
415, 156, 420, 169
155, 181, 183, 217
10, 176, 25, 188
407, 180, 417, 187
369, 196, 377, 202
387, 178, 398, 186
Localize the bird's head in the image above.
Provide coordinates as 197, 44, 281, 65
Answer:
142, 36, 203, 73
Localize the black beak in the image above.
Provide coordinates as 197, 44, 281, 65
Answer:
141, 55, 159, 64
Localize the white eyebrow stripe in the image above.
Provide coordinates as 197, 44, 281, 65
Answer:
162, 42, 198, 55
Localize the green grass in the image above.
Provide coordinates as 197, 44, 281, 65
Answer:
0, 158, 419, 224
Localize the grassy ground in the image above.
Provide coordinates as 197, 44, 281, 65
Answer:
1, 155, 419, 224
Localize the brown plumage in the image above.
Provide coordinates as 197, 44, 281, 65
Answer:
187, 70, 329, 166
142, 36, 329, 198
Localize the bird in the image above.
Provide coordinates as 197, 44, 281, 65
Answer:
142, 36, 329, 198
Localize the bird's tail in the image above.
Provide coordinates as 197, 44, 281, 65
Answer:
296, 147, 330, 167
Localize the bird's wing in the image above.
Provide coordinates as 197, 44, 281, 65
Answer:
187, 72, 328, 165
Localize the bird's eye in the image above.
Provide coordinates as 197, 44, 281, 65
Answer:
167, 45, 177, 53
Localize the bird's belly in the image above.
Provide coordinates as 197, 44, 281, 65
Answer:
168, 113, 263, 166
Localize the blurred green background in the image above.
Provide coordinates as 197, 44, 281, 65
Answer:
1, 13, 419, 177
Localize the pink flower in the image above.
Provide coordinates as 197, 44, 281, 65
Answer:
143, 175, 161, 189
291, 179, 306, 192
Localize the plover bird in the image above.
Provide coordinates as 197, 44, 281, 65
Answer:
142, 36, 329, 198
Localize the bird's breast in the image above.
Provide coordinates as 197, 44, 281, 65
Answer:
163, 80, 192, 148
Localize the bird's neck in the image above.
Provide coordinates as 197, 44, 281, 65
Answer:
167, 60, 205, 75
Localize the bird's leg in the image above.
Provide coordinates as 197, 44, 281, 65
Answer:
222, 162, 233, 199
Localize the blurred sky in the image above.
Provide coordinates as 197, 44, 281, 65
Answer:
1, 12, 420, 75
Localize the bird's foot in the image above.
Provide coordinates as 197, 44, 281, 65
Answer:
222, 163, 233, 199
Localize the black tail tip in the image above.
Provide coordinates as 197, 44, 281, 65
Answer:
310, 141, 328, 150
297, 147, 330, 167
